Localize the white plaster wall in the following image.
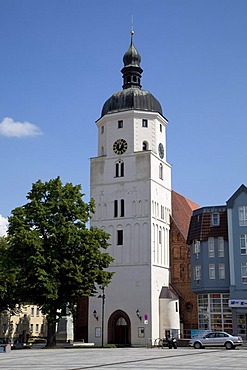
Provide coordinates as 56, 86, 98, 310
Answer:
159, 299, 180, 337
90, 109, 171, 346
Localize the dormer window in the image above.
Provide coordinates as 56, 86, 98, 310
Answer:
212, 213, 220, 226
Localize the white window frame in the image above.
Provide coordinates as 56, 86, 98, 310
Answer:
209, 264, 215, 279
239, 206, 247, 226
218, 237, 224, 257
241, 262, 247, 284
219, 263, 225, 279
212, 213, 220, 226
194, 240, 200, 254
240, 234, 247, 255
194, 265, 201, 281
208, 237, 215, 258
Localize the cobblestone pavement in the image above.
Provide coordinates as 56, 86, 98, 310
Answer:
0, 346, 246, 370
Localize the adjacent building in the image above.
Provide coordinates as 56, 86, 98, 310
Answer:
170, 190, 199, 337
187, 184, 247, 339
0, 305, 47, 343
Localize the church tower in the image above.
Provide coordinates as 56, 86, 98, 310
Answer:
89, 32, 179, 345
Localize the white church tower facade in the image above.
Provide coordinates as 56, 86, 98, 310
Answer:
89, 32, 179, 346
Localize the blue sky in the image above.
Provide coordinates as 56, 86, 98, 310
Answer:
0, 0, 247, 234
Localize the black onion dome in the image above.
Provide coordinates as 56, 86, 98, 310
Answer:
123, 35, 141, 67
101, 31, 163, 117
101, 88, 163, 116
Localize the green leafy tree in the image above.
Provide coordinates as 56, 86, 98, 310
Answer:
0, 237, 18, 313
7, 177, 113, 347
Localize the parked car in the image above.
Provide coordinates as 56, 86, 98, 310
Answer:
28, 337, 46, 348
189, 331, 243, 349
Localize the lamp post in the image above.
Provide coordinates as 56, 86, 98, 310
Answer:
98, 286, 105, 347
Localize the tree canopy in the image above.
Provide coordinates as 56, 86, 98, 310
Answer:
6, 177, 113, 347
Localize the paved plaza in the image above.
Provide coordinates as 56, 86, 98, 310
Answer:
0, 346, 247, 370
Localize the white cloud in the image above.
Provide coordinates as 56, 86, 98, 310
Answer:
0, 117, 43, 138
0, 215, 8, 237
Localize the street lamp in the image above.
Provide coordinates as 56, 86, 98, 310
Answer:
93, 310, 98, 321
98, 286, 105, 347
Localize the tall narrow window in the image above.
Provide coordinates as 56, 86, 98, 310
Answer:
219, 264, 225, 279
218, 237, 224, 257
159, 163, 163, 180
117, 230, 123, 245
240, 234, 247, 255
209, 264, 215, 279
142, 119, 148, 127
241, 262, 247, 284
208, 237, 215, 258
194, 265, 201, 280
239, 206, 247, 226
120, 199, 125, 217
159, 229, 162, 244
160, 124, 162, 132
101, 126, 104, 134
120, 162, 124, 177
194, 240, 200, 254
114, 200, 118, 217
115, 160, 124, 178
142, 141, 148, 150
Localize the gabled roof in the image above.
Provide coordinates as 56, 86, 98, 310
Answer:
159, 286, 178, 299
227, 184, 247, 208
171, 190, 199, 240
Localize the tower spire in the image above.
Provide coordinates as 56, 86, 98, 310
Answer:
121, 29, 143, 90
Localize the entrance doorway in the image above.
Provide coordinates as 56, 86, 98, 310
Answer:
108, 310, 131, 345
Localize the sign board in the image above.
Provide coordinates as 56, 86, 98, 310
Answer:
229, 300, 247, 307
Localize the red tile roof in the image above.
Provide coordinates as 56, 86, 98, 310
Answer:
171, 190, 199, 240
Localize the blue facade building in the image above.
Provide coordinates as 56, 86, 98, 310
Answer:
227, 185, 247, 339
187, 185, 247, 339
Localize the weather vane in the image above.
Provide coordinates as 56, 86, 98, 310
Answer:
131, 14, 134, 36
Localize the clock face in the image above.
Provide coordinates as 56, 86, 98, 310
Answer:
158, 143, 164, 159
113, 139, 128, 155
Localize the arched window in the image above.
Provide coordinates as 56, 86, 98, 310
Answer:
115, 160, 124, 178
159, 163, 163, 180
142, 141, 148, 150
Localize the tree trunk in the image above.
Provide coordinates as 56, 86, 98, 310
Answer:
46, 315, 57, 348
